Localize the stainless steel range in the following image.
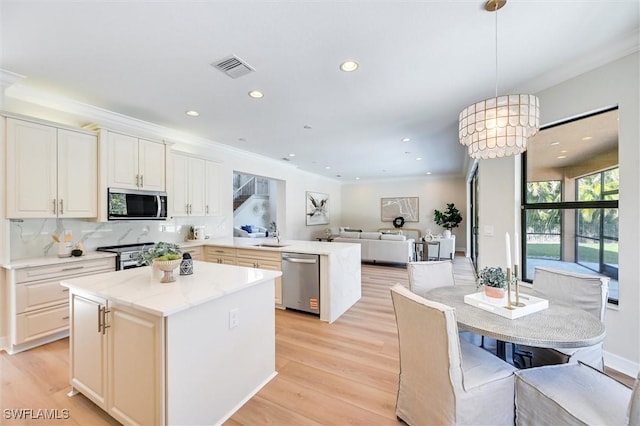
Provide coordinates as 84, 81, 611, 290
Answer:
96, 242, 155, 270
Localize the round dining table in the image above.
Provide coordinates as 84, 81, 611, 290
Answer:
426, 285, 606, 360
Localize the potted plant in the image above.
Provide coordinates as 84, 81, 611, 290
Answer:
478, 266, 507, 299
434, 203, 462, 238
138, 242, 182, 280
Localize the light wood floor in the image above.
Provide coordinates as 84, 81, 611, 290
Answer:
1, 257, 633, 425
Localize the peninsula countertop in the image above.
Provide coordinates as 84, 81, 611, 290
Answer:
60, 260, 282, 317
180, 238, 358, 255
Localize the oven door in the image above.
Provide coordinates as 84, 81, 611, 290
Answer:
108, 188, 167, 220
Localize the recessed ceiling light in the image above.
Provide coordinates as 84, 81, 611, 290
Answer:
401, 138, 411, 142
550, 141, 560, 146
289, 153, 296, 157
355, 177, 360, 180
339, 60, 359, 72
426, 172, 432, 175
557, 155, 567, 159
560, 150, 568, 153
185, 110, 199, 117
248, 90, 264, 99
581, 136, 593, 141
416, 157, 422, 161
325, 166, 331, 170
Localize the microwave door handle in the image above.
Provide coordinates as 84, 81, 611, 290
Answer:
156, 195, 161, 217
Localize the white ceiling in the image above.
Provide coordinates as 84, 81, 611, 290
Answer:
1, 1, 638, 181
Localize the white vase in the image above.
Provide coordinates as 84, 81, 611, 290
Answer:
443, 229, 452, 238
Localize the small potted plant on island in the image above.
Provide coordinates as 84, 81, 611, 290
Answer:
434, 203, 462, 238
478, 266, 507, 299
138, 242, 182, 282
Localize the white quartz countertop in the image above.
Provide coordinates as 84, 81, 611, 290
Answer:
60, 260, 282, 317
180, 238, 358, 255
2, 251, 117, 270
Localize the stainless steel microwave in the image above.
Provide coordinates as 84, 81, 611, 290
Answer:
107, 188, 167, 220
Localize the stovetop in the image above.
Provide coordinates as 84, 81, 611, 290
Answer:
96, 242, 155, 254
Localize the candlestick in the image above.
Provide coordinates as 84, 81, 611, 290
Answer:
506, 267, 513, 309
514, 264, 523, 307
505, 232, 511, 269
514, 232, 520, 274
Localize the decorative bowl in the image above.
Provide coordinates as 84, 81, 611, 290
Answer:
153, 259, 182, 283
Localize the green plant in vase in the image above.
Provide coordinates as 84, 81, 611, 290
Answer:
138, 242, 182, 266
479, 266, 507, 299
434, 203, 462, 238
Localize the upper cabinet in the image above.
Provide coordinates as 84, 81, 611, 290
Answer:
105, 131, 165, 191
168, 151, 221, 217
6, 117, 98, 219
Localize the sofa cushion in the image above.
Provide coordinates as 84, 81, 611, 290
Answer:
338, 231, 361, 239
381, 233, 407, 241
360, 232, 382, 240
241, 225, 253, 233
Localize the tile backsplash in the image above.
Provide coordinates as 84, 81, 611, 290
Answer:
9, 216, 228, 260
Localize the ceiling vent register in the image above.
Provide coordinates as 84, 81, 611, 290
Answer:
212, 55, 255, 79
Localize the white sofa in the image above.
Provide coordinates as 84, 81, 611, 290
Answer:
333, 231, 414, 264
233, 225, 267, 238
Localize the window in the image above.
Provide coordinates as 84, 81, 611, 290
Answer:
522, 108, 619, 304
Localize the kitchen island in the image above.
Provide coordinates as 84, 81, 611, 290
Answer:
61, 261, 281, 426
182, 238, 362, 323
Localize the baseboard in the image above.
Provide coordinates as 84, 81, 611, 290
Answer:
0, 336, 8, 353
604, 350, 639, 378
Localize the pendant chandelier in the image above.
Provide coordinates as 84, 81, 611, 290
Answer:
458, 0, 540, 159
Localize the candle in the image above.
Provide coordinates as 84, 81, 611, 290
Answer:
505, 232, 511, 268
514, 232, 519, 267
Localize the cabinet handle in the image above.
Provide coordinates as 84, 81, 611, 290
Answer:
140, 175, 144, 188
189, 204, 192, 214
136, 174, 140, 188
62, 266, 84, 271
102, 308, 111, 334
62, 288, 69, 292
59, 199, 64, 215
62, 316, 70, 320
53, 199, 57, 215
98, 305, 103, 333
206, 205, 209, 214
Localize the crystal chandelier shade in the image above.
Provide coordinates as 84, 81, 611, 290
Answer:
459, 94, 539, 159
458, 0, 540, 159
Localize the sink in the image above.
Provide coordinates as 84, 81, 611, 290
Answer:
254, 243, 289, 248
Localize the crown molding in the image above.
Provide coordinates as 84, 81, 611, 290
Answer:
0, 69, 25, 88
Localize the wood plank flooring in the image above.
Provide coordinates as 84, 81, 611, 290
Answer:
0, 257, 633, 425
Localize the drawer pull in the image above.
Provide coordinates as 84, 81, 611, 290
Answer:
62, 288, 69, 292
62, 266, 84, 272
62, 316, 69, 320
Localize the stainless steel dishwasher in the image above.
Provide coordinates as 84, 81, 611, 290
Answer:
282, 252, 320, 315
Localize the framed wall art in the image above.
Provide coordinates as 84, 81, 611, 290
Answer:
306, 191, 329, 225
381, 197, 419, 222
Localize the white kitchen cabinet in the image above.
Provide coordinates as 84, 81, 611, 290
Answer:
169, 153, 206, 216
70, 294, 162, 426
169, 152, 221, 217
6, 255, 116, 354
6, 117, 98, 218
105, 130, 165, 191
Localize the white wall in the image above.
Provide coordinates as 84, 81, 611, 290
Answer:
341, 176, 467, 251
476, 52, 639, 374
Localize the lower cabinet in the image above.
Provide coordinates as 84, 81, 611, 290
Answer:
7, 256, 115, 354
236, 249, 283, 307
181, 245, 204, 261
205, 246, 237, 265
70, 293, 163, 426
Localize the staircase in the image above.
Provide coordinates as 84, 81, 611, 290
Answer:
233, 174, 270, 212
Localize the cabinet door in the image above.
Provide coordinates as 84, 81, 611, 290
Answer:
138, 138, 165, 191
168, 153, 190, 216
107, 132, 139, 190
70, 294, 108, 408
6, 118, 57, 218
205, 161, 221, 216
108, 305, 162, 426
57, 129, 98, 218
189, 158, 206, 216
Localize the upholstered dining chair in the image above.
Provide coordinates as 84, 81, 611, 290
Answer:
521, 267, 610, 370
407, 260, 454, 298
515, 362, 639, 426
390, 284, 516, 426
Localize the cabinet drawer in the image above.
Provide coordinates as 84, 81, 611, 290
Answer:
16, 279, 69, 313
182, 246, 204, 261
16, 257, 115, 283
236, 258, 280, 270
236, 248, 281, 263
15, 304, 69, 344
205, 246, 236, 257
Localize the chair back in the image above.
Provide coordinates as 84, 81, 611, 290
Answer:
533, 267, 609, 321
390, 284, 463, 425
407, 260, 454, 298
629, 371, 640, 426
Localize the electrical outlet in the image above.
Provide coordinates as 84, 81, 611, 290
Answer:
229, 308, 239, 329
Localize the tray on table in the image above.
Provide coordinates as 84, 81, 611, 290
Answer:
463, 291, 548, 319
